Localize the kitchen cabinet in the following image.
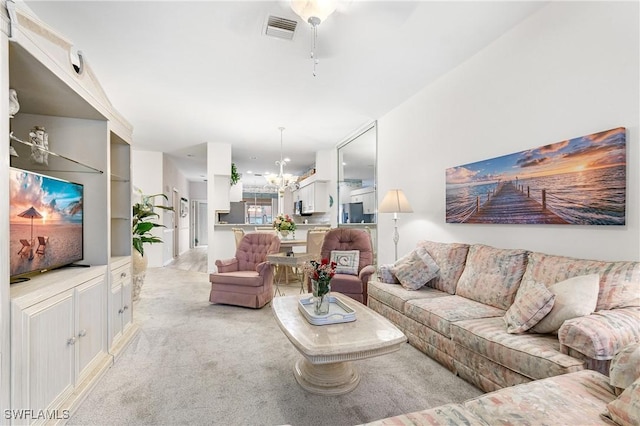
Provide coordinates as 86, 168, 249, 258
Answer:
350, 188, 376, 214
298, 182, 329, 213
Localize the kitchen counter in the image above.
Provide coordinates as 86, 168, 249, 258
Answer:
215, 223, 331, 228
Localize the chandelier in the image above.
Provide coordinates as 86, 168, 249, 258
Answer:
291, 0, 338, 76
264, 127, 298, 195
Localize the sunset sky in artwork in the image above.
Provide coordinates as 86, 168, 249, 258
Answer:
446, 127, 626, 185
9, 169, 83, 225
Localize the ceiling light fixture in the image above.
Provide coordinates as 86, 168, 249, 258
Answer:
291, 0, 337, 77
264, 127, 298, 212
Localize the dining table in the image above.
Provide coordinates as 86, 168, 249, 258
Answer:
273, 238, 307, 286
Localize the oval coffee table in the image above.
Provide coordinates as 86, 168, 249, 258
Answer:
271, 292, 407, 395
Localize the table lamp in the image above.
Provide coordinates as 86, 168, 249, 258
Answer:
379, 189, 413, 261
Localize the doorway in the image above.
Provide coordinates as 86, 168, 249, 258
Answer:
190, 200, 208, 247
172, 188, 180, 258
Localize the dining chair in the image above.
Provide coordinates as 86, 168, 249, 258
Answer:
305, 229, 328, 260
254, 226, 277, 235
231, 227, 245, 248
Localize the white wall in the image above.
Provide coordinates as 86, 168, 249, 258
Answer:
189, 181, 207, 200
377, 2, 639, 264
207, 142, 232, 273
132, 150, 165, 267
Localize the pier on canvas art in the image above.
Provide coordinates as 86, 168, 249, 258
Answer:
446, 127, 626, 225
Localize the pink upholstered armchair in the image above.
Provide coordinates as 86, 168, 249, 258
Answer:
209, 232, 281, 308
310, 228, 375, 305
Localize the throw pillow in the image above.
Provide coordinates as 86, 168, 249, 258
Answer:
610, 343, 640, 394
503, 281, 556, 334
377, 264, 399, 284
330, 250, 360, 275
530, 274, 600, 334
602, 377, 640, 426
390, 246, 440, 291
455, 244, 528, 310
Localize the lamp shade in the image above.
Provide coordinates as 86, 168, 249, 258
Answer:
291, 0, 337, 24
379, 189, 413, 214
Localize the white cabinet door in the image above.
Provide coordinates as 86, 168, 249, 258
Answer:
121, 279, 133, 333
24, 290, 75, 412
313, 182, 329, 212
76, 276, 107, 383
304, 184, 314, 213
110, 284, 124, 345
300, 182, 329, 213
109, 263, 132, 350
363, 191, 376, 214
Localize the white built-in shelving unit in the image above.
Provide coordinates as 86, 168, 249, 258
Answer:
1, 1, 138, 421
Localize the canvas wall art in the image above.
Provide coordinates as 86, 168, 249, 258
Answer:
446, 127, 626, 225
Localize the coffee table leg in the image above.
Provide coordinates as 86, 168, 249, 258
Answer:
293, 357, 360, 395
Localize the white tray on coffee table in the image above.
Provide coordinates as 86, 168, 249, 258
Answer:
298, 295, 356, 325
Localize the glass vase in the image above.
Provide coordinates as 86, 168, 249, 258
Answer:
311, 279, 331, 315
280, 230, 289, 239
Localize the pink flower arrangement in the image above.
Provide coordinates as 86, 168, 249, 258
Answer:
272, 213, 296, 232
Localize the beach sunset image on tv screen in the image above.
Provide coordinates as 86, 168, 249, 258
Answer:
10, 168, 83, 278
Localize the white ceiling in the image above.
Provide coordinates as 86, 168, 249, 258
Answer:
22, 0, 546, 186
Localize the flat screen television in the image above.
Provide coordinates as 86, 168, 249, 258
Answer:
9, 168, 84, 282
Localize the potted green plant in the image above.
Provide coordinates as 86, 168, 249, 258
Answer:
132, 192, 173, 300
230, 162, 240, 186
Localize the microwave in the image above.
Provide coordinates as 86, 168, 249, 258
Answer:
294, 200, 312, 216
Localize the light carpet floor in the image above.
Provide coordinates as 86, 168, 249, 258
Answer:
69, 267, 482, 426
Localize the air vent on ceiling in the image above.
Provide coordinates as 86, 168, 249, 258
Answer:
265, 15, 297, 41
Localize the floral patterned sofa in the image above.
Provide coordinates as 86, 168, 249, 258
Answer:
368, 241, 640, 393
363, 343, 640, 425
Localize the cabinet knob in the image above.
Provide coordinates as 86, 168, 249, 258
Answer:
123, 305, 129, 311
78, 329, 87, 338
120, 272, 127, 278
67, 337, 76, 346
118, 308, 124, 314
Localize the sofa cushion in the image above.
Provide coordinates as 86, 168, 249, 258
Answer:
209, 271, 263, 287
363, 403, 490, 426
609, 343, 640, 393
367, 281, 449, 313
504, 280, 555, 334
464, 370, 616, 426
405, 296, 505, 338
330, 250, 359, 275
559, 307, 640, 360
451, 317, 584, 380
417, 241, 470, 294
376, 264, 399, 284
520, 252, 640, 311
391, 246, 440, 290
455, 244, 528, 310
603, 377, 640, 426
531, 274, 599, 334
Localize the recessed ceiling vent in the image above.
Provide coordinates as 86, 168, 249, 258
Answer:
265, 15, 297, 41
